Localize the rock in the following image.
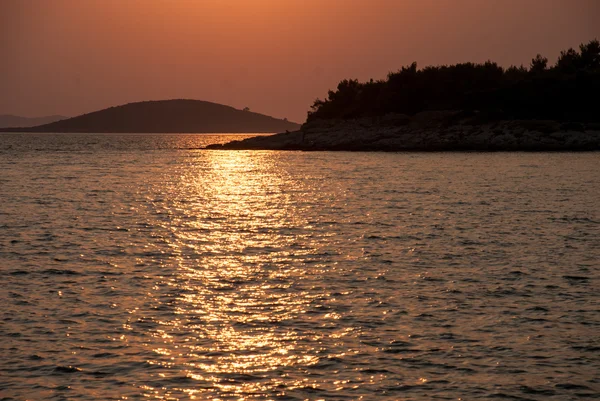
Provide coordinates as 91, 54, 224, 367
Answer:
204, 114, 600, 152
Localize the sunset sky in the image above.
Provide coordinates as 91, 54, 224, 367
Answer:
2, 0, 599, 123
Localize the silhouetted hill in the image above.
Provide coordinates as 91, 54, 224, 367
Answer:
209, 39, 600, 151
0, 114, 67, 128
0, 100, 300, 133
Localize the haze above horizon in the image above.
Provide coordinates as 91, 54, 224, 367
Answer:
2, 0, 599, 122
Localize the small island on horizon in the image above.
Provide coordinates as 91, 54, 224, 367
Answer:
209, 39, 600, 151
0, 114, 68, 129
0, 99, 300, 134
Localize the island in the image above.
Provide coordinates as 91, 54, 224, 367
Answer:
0, 114, 67, 129
0, 99, 300, 134
207, 40, 600, 151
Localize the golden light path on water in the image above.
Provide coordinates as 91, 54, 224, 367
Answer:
141, 150, 352, 399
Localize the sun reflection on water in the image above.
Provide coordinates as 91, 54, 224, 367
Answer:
143, 150, 328, 398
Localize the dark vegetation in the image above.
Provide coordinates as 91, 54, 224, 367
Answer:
308, 39, 600, 123
0, 100, 300, 133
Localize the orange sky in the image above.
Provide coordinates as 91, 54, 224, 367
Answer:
1, 0, 599, 123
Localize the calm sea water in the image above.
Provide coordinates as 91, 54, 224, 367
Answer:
1, 133, 599, 400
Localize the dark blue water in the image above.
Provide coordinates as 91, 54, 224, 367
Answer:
1, 133, 599, 400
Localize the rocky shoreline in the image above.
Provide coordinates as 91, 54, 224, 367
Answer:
206, 111, 600, 151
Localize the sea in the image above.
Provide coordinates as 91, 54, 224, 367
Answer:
1, 133, 599, 400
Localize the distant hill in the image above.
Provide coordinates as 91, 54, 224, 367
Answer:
0, 114, 67, 128
0, 100, 300, 133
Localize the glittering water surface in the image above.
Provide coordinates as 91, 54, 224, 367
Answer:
1, 133, 599, 400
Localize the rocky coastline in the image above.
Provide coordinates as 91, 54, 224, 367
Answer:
205, 111, 600, 151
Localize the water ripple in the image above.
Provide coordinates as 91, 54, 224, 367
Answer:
0, 134, 599, 400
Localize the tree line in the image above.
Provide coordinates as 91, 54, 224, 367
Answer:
307, 39, 600, 123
